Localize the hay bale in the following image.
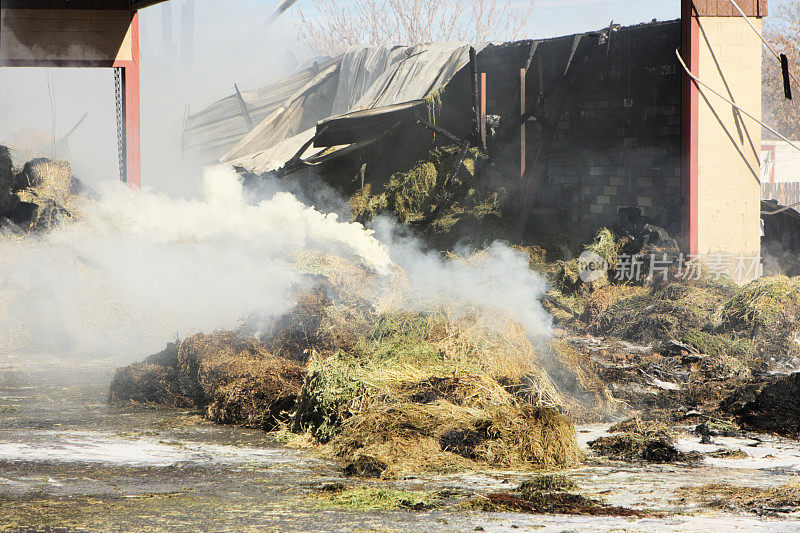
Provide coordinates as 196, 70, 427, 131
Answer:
0, 156, 74, 230
349, 144, 501, 237
16, 158, 72, 204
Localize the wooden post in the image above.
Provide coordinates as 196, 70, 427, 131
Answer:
520, 68, 526, 184
469, 47, 480, 144
480, 73, 487, 152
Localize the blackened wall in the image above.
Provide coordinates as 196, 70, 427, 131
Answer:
475, 21, 682, 242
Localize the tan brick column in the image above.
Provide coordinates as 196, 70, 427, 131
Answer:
684, 0, 766, 274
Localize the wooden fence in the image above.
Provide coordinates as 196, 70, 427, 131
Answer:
762, 182, 800, 207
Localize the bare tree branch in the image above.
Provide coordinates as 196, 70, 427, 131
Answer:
295, 0, 535, 57
763, 1, 800, 140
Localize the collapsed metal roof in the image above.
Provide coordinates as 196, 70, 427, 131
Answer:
183, 42, 484, 174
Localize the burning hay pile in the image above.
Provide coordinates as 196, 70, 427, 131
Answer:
0, 145, 77, 231
111, 251, 586, 476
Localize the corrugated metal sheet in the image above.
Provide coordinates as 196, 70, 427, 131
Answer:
181, 57, 339, 166
222, 42, 483, 174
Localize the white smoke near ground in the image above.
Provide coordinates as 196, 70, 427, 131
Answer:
372, 217, 552, 337
0, 166, 550, 361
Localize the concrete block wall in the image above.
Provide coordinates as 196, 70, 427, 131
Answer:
476, 21, 683, 241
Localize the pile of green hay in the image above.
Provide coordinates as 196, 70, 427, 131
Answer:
588, 279, 738, 344
582, 275, 800, 366
720, 276, 800, 361
349, 145, 502, 238
291, 309, 583, 477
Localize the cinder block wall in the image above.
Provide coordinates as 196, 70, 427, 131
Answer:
694, 15, 762, 259
476, 21, 683, 242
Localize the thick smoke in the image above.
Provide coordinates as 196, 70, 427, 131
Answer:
0, 166, 550, 361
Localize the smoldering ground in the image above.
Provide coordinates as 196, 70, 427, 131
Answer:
0, 165, 550, 362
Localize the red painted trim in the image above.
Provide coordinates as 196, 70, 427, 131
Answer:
681, 0, 699, 256
123, 12, 141, 189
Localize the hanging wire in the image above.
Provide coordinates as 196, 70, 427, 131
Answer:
675, 49, 800, 153
46, 70, 57, 158
675, 49, 800, 215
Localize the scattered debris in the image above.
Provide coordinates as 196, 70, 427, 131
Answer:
680, 480, 800, 516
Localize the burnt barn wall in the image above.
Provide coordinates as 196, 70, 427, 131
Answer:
475, 20, 682, 241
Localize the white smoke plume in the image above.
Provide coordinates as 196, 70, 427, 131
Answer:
0, 166, 550, 361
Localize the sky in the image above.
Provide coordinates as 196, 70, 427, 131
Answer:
0, 0, 786, 194
525, 0, 678, 38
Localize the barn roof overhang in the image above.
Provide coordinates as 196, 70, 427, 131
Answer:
0, 1, 169, 10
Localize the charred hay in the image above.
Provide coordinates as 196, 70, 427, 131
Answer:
473, 475, 647, 517
722, 372, 800, 437
108, 344, 201, 408
588, 418, 698, 463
